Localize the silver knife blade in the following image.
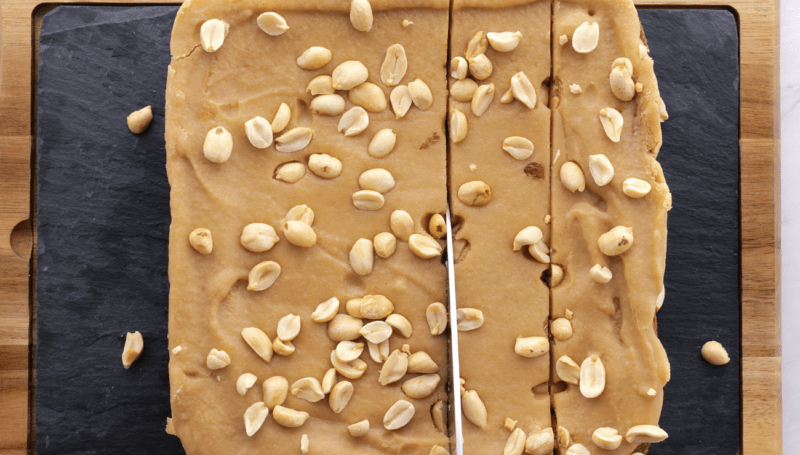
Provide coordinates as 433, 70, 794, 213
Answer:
445, 207, 464, 455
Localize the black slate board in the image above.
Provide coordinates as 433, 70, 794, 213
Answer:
35, 6, 739, 454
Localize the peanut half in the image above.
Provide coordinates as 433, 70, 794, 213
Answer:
514, 337, 549, 358
243, 402, 269, 437
308, 153, 343, 179
350, 0, 373, 32
701, 340, 730, 365
121, 331, 143, 369
200, 19, 228, 52
426, 302, 448, 335
257, 12, 288, 36
247, 261, 281, 291
572, 22, 599, 53
525, 428, 554, 455
189, 228, 212, 254
203, 127, 232, 163
127, 106, 152, 134
384, 400, 415, 430
381, 44, 408, 87
241, 327, 273, 362
312, 297, 339, 323
580, 355, 606, 398
262, 376, 288, 409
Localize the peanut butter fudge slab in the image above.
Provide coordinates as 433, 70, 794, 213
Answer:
550, 0, 671, 453
447, 1, 553, 452
166, 1, 451, 453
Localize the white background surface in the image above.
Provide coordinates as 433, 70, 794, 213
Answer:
782, 0, 796, 451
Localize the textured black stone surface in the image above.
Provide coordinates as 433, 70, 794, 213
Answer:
35, 6, 739, 454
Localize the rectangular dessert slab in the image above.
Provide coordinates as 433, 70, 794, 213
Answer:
550, 0, 671, 453
447, 0, 553, 452
166, 1, 451, 453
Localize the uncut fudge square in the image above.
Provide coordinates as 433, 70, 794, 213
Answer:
550, 0, 671, 453
165, 1, 451, 453
448, 0, 553, 453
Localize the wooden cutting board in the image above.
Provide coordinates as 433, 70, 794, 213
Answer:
0, 0, 780, 454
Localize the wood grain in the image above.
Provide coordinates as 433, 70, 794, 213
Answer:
0, 0, 780, 453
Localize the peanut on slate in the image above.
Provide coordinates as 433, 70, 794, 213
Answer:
127, 106, 152, 134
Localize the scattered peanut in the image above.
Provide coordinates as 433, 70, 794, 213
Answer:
566, 444, 590, 455
384, 400, 416, 430
200, 19, 228, 52
256, 13, 289, 36
510, 71, 537, 109
589, 154, 614, 186
623, 178, 652, 198
550, 264, 564, 287
514, 337, 549, 358
462, 390, 488, 428
350, 0, 373, 32
374, 232, 397, 258
368, 339, 390, 363
331, 350, 368, 379
500, 88, 514, 104
449, 108, 468, 143
127, 106, 152, 134
244, 116, 273, 148
556, 355, 581, 384
283, 220, 317, 247
272, 338, 295, 356
277, 314, 301, 341
274, 162, 306, 183
430, 445, 449, 455
390, 210, 415, 241
206, 348, 230, 370
310, 94, 346, 116
240, 223, 279, 253
121, 331, 143, 369
257, 12, 289, 36
504, 417, 518, 431
558, 426, 571, 448
625, 425, 668, 443
338, 107, 370, 136
597, 226, 634, 256
407, 351, 439, 373
189, 228, 213, 254
610, 57, 636, 102
271, 103, 291, 133
336, 341, 365, 363
243, 402, 269, 437
321, 368, 337, 394
428, 214, 447, 239
327, 314, 364, 342
273, 406, 310, 428
386, 314, 413, 338
469, 54, 493, 80
457, 180, 492, 206
503, 136, 534, 160
296, 46, 332, 70
359, 168, 396, 193
247, 261, 281, 291
262, 376, 289, 409
409, 233, 443, 258
349, 239, 374, 275
381, 44, 408, 87
426, 302, 448, 335
390, 86, 412, 118
301, 434, 310, 454
349, 82, 388, 113
701, 341, 730, 365
599, 107, 624, 142
450, 79, 479, 103
593, 427, 623, 450
203, 127, 232, 163
275, 127, 314, 152
487, 31, 523, 52
408, 79, 434, 110
504, 428, 526, 455
369, 129, 397, 158
352, 190, 385, 211
360, 321, 393, 344
471, 83, 495, 116
402, 374, 440, 399
590, 264, 612, 283
348, 420, 370, 437
513, 226, 543, 251
307, 75, 334, 95
291, 377, 325, 403
312, 297, 339, 323
456, 308, 484, 331
465, 31, 488, 60
332, 61, 369, 91
242, 327, 273, 362
307, 153, 343, 179
450, 56, 468, 79
572, 22, 599, 53
329, 381, 354, 413
237, 373, 257, 396
379, 349, 409, 385
525, 428, 554, 455
569, 84, 583, 95
551, 318, 573, 341
580, 355, 606, 398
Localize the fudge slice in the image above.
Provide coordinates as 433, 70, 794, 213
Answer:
447, 1, 553, 453
165, 1, 451, 453
550, 0, 671, 453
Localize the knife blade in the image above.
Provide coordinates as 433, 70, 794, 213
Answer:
445, 207, 464, 455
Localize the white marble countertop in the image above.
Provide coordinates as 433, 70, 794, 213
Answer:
781, 0, 796, 451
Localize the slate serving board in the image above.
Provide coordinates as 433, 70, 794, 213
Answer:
35, 6, 739, 454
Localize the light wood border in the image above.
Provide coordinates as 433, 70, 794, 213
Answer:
0, 0, 780, 453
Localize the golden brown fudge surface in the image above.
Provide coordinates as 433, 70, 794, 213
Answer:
550, 0, 671, 453
165, 1, 450, 453
448, 0, 552, 452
